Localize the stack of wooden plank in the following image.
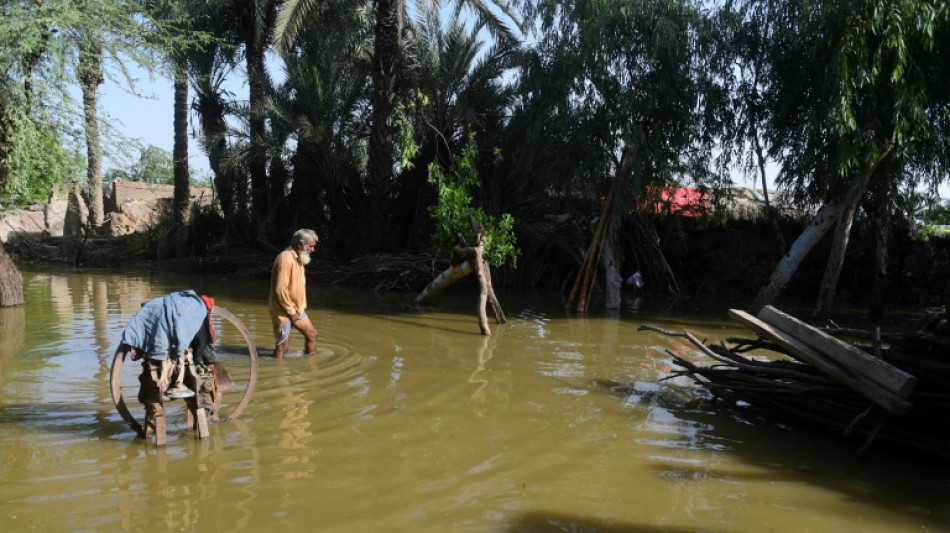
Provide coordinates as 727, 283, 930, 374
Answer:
642, 305, 950, 459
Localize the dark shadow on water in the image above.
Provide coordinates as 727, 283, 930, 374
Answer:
506, 511, 735, 533
589, 378, 950, 526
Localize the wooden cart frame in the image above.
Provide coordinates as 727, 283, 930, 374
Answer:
110, 306, 258, 445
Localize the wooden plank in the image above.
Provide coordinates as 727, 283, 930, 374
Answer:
728, 309, 912, 414
758, 305, 917, 398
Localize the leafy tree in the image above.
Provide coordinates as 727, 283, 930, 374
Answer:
366, 0, 521, 248
270, 0, 372, 256
415, 132, 518, 335
188, 18, 241, 228
428, 134, 519, 268
229, 0, 280, 235
278, 0, 521, 250
742, 0, 950, 313
106, 145, 175, 184
0, 0, 203, 233
397, 4, 520, 249
2, 121, 84, 208
518, 0, 730, 307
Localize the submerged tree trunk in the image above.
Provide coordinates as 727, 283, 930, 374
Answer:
813, 197, 859, 319
414, 259, 474, 304
414, 221, 506, 335
0, 242, 23, 307
479, 251, 506, 328
473, 237, 492, 335
601, 219, 622, 310
869, 205, 889, 321
749, 197, 850, 314
78, 34, 104, 230
749, 147, 892, 314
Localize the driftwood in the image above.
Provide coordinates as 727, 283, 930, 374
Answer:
413, 216, 506, 335
728, 309, 912, 414
757, 306, 917, 397
641, 305, 950, 459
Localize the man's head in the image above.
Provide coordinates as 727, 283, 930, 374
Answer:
291, 229, 318, 265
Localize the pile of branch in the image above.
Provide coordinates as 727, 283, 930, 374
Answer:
641, 305, 950, 459
314, 252, 446, 292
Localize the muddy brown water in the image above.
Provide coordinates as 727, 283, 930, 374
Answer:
0, 267, 948, 532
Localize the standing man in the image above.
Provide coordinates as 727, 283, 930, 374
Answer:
269, 229, 319, 358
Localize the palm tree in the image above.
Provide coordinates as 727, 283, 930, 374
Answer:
277, 0, 521, 249
396, 7, 518, 247
77, 31, 105, 230
232, 0, 280, 235
271, 0, 372, 254
147, 0, 202, 229
191, 55, 238, 222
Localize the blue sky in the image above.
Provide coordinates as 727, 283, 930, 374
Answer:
100, 72, 217, 177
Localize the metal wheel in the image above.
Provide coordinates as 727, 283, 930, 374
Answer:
110, 305, 258, 438
110, 344, 145, 437
209, 306, 258, 421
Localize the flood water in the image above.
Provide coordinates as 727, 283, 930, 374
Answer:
0, 267, 948, 532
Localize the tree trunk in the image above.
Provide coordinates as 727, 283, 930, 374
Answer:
750, 173, 867, 314
753, 127, 786, 256
750, 138, 895, 314
246, 37, 269, 233
480, 255, 506, 326
0, 241, 24, 307
869, 205, 888, 321
0, 101, 10, 193
601, 219, 622, 310
195, 77, 232, 222
473, 239, 491, 335
368, 0, 403, 247
78, 34, 104, 230
415, 261, 474, 304
173, 58, 190, 229
813, 197, 858, 319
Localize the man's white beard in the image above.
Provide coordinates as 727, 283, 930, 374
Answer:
296, 250, 311, 265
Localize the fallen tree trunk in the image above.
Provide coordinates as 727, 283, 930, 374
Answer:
413, 218, 506, 335
414, 260, 474, 305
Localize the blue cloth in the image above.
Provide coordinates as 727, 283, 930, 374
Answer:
120, 290, 210, 360
277, 311, 306, 346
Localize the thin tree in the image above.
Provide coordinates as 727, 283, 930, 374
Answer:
745, 0, 950, 314
519, 0, 729, 310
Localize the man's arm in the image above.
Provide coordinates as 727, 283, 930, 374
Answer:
271, 253, 298, 318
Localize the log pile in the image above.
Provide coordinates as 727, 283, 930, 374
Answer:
313, 252, 446, 291
641, 304, 950, 459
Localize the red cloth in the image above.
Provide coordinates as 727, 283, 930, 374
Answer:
201, 295, 216, 344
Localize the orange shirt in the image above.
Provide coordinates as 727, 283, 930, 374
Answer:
268, 247, 307, 335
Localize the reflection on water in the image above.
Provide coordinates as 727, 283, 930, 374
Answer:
1, 267, 948, 532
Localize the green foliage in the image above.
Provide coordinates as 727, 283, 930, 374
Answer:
919, 200, 950, 226
733, 0, 950, 204
517, 0, 730, 216
3, 121, 84, 207
106, 145, 174, 184
427, 135, 520, 268
0, 0, 173, 210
